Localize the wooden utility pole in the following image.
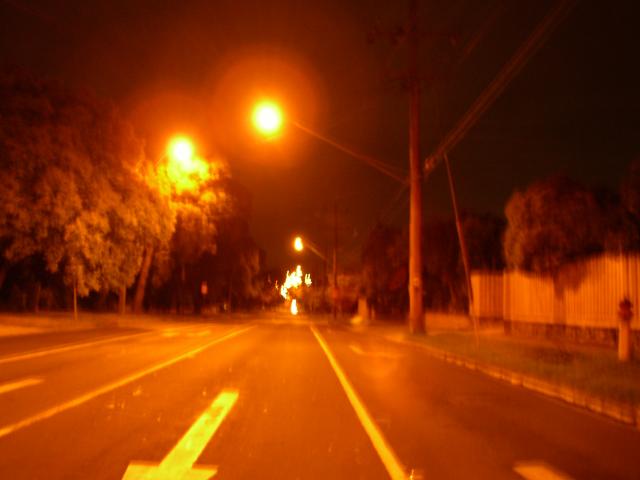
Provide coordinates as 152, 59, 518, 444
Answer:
408, 0, 424, 334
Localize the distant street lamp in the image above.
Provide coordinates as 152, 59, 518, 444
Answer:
292, 235, 326, 261
292, 234, 336, 318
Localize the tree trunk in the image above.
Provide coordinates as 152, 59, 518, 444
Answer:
118, 286, 126, 315
227, 270, 234, 314
133, 246, 154, 313
73, 281, 78, 321
97, 289, 109, 310
0, 265, 7, 292
33, 282, 41, 313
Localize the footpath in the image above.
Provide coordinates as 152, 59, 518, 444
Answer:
355, 319, 640, 429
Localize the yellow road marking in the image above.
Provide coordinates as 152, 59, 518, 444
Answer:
311, 326, 407, 480
515, 461, 573, 480
0, 377, 43, 395
0, 326, 253, 439
122, 389, 238, 479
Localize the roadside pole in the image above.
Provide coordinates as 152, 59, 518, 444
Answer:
408, 0, 424, 334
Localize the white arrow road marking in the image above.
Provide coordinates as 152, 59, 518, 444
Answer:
312, 326, 407, 480
0, 377, 43, 395
122, 389, 238, 480
515, 461, 573, 480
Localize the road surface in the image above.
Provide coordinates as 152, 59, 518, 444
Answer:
0, 316, 638, 479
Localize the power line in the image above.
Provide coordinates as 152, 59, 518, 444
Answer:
424, 0, 578, 175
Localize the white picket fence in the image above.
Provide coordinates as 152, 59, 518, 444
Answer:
471, 254, 640, 330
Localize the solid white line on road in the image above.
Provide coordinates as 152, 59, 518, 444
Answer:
0, 377, 43, 395
514, 461, 573, 480
311, 326, 408, 480
122, 389, 238, 479
0, 332, 150, 365
0, 326, 253, 439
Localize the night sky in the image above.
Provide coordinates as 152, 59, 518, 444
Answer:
2, 0, 639, 269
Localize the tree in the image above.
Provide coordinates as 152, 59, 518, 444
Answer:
0, 72, 172, 312
617, 159, 640, 250
361, 224, 407, 315
144, 172, 262, 313
462, 212, 505, 270
423, 219, 464, 310
503, 175, 609, 273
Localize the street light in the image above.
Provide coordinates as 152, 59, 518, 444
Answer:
256, 100, 422, 329
162, 135, 210, 193
293, 235, 327, 260
167, 136, 195, 165
252, 101, 283, 137
292, 234, 336, 318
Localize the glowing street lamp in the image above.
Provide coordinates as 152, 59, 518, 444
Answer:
252, 101, 283, 136
168, 136, 195, 165
292, 235, 326, 262
162, 135, 210, 193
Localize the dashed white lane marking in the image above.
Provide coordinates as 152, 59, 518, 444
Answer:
192, 330, 212, 337
122, 389, 238, 479
311, 326, 407, 480
515, 461, 573, 480
0, 377, 43, 395
0, 332, 149, 365
349, 343, 402, 359
0, 326, 253, 439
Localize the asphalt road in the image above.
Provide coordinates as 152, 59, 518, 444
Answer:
0, 317, 638, 480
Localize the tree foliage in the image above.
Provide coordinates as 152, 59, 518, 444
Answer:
503, 176, 610, 273
617, 159, 640, 250
0, 72, 173, 297
148, 174, 263, 312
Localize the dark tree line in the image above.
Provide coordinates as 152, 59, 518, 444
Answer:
0, 72, 266, 313
504, 169, 640, 274
361, 162, 640, 314
361, 212, 505, 315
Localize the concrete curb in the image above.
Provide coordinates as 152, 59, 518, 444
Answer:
381, 333, 639, 429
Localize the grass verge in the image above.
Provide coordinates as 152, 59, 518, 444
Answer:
407, 331, 640, 405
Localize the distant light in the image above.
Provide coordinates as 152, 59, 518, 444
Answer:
252, 101, 283, 136
293, 236, 304, 252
